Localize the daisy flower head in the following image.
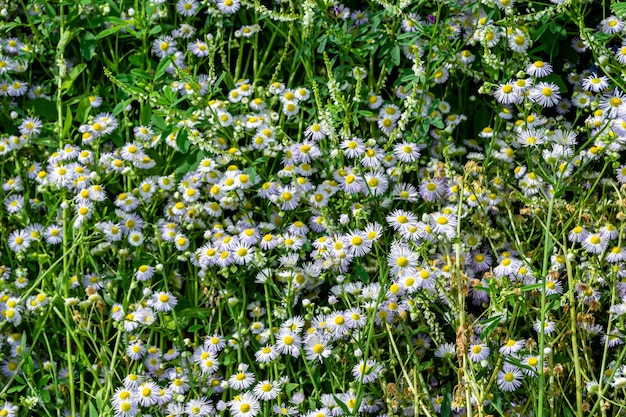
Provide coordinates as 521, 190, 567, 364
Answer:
497, 365, 523, 392
493, 81, 521, 104
19, 116, 42, 137
253, 380, 280, 401
606, 246, 626, 263
340, 137, 365, 159
137, 380, 160, 407
230, 392, 260, 417
393, 141, 421, 163
304, 122, 328, 141
508, 29, 529, 53
499, 338, 525, 356
255, 345, 279, 363
600, 15, 624, 34
567, 225, 588, 243
430, 211, 457, 238
367, 93, 383, 109
228, 364, 256, 390
215, 0, 240, 14
387, 242, 419, 277
521, 354, 541, 376
176, 0, 199, 16
304, 335, 332, 362
527, 60, 553, 77
185, 397, 214, 417
275, 331, 301, 357
148, 292, 178, 312
352, 359, 382, 384
599, 89, 626, 118
393, 182, 419, 202
581, 233, 608, 254
152, 36, 177, 59
468, 342, 490, 362
529, 82, 561, 107
544, 276, 563, 295
8, 229, 31, 252
4, 195, 24, 214
582, 73, 609, 93
533, 319, 556, 335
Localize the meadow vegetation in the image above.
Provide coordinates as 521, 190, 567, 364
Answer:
1, 0, 626, 416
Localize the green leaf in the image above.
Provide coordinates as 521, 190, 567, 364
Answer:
481, 314, 503, 338
79, 31, 97, 61
40, 388, 51, 404
154, 55, 172, 81
113, 98, 134, 116
89, 401, 98, 417
23, 99, 57, 120
244, 167, 257, 184
612, 2, 626, 19
140, 103, 152, 126
7, 385, 26, 393
441, 382, 452, 417
149, 25, 162, 36
151, 113, 167, 130
57, 28, 73, 52
416, 360, 432, 371
61, 63, 87, 92
176, 129, 190, 154
62, 105, 73, 138
520, 282, 543, 292
431, 118, 444, 129
75, 97, 91, 123
95, 24, 127, 40
391, 45, 400, 66
355, 264, 369, 282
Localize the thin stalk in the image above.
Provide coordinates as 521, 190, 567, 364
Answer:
538, 192, 556, 417
563, 237, 583, 417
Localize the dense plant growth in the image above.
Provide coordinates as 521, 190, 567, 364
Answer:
2, 0, 626, 416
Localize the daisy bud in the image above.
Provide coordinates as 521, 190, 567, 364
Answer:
10, 111, 18, 119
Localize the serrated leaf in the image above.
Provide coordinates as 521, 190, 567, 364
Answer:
611, 2, 626, 19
